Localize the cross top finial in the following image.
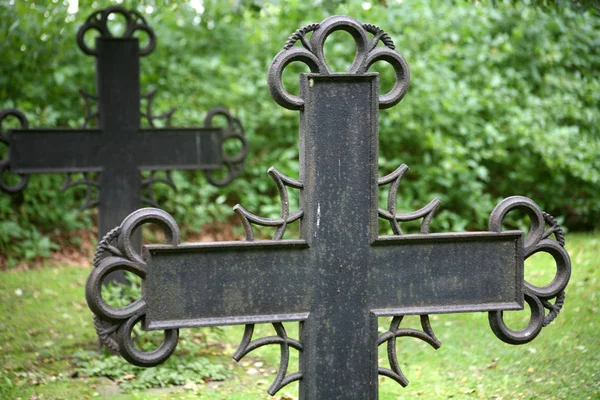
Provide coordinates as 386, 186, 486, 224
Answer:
268, 16, 410, 110
76, 6, 156, 56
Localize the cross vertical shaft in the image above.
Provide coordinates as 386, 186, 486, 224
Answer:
96, 38, 142, 255
299, 74, 379, 399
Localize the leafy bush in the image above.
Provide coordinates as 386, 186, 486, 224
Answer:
76, 273, 227, 392
1, 0, 598, 266
74, 350, 228, 393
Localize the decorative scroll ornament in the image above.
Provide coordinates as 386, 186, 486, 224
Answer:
92, 201, 305, 394
268, 16, 410, 110
0, 109, 30, 193
86, 208, 181, 365
76, 5, 156, 56
377, 165, 441, 386
92, 226, 124, 354
230, 168, 303, 394
60, 90, 100, 210
234, 323, 303, 395
378, 164, 441, 235
233, 167, 303, 240
241, 18, 414, 389
487, 196, 571, 344
140, 89, 177, 207
141, 88, 176, 128
141, 171, 176, 208
378, 315, 441, 386
62, 172, 100, 211
203, 107, 249, 187
376, 184, 571, 386
79, 89, 99, 128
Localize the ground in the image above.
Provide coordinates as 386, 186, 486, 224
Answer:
0, 232, 598, 399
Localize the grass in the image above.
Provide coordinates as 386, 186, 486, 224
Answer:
0, 232, 598, 399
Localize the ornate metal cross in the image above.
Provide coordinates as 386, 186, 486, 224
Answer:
0, 6, 247, 274
86, 17, 571, 399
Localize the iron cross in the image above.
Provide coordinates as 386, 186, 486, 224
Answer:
86, 16, 571, 399
0, 6, 247, 270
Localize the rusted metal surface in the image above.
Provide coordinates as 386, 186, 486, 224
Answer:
0, 5, 247, 275
86, 16, 571, 399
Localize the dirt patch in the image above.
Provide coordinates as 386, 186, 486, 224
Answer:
2, 228, 97, 271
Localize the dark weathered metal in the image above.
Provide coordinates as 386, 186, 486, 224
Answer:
85, 16, 571, 399
0, 5, 247, 268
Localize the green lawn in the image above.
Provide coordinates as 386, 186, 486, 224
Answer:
1, 232, 598, 399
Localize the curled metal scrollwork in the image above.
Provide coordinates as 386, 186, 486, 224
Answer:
0, 108, 30, 193
377, 167, 441, 387
86, 208, 181, 366
141, 171, 176, 208
378, 164, 441, 235
232, 166, 303, 392
139, 89, 177, 207
77, 6, 156, 56
233, 167, 303, 240
59, 91, 100, 210
378, 315, 441, 387
62, 172, 100, 211
487, 196, 571, 344
268, 16, 410, 110
233, 323, 303, 395
79, 89, 99, 128
203, 107, 248, 187
141, 88, 176, 128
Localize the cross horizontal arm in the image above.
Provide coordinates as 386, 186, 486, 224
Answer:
9, 128, 104, 173
143, 240, 312, 330
135, 128, 223, 170
370, 231, 524, 315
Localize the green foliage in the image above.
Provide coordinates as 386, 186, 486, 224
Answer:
101, 272, 142, 308
1, 0, 598, 265
74, 350, 227, 393
87, 272, 228, 392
